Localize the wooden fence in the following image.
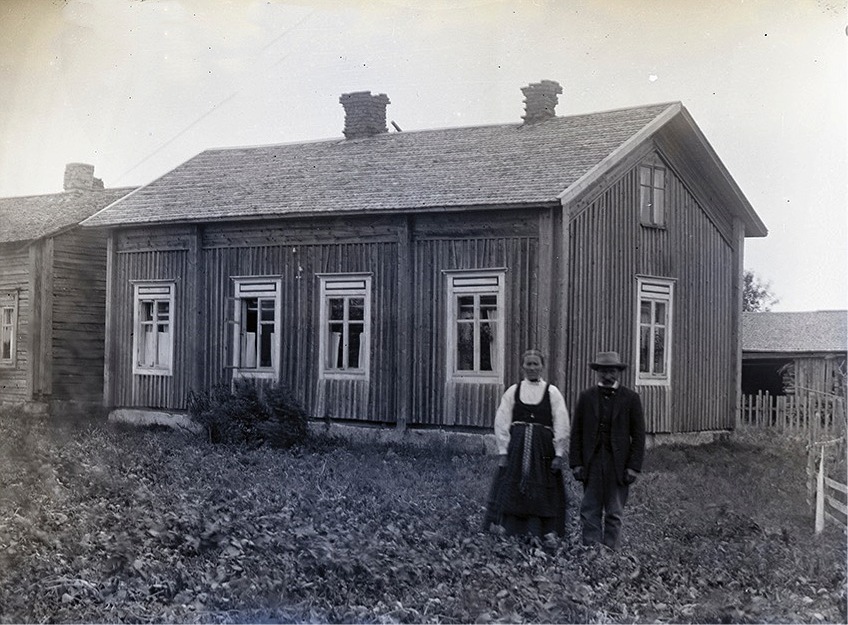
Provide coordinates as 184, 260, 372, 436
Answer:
738, 391, 846, 439
815, 440, 848, 535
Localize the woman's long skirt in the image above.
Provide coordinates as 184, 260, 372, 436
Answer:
483, 423, 567, 537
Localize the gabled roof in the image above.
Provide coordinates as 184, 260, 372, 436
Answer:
742, 311, 848, 354
81, 101, 766, 237
0, 187, 135, 244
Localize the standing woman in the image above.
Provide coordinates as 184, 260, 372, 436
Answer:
483, 349, 570, 538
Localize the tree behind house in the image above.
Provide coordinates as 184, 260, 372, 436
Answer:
743, 269, 779, 312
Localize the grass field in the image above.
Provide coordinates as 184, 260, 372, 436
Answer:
0, 410, 844, 623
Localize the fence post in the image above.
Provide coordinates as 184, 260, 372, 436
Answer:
815, 446, 825, 534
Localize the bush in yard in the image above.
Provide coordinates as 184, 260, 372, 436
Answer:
187, 379, 309, 448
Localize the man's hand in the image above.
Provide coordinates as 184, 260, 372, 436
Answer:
550, 456, 563, 473
572, 466, 585, 482
625, 468, 639, 484
498, 454, 508, 468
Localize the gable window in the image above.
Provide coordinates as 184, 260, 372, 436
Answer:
636, 277, 673, 385
0, 291, 19, 368
132, 283, 175, 375
318, 274, 371, 380
232, 278, 281, 380
639, 163, 666, 227
446, 270, 505, 382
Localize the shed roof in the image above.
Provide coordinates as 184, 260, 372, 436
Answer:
81, 101, 766, 237
742, 311, 848, 354
0, 187, 135, 244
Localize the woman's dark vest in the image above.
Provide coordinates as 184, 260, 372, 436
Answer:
512, 381, 553, 428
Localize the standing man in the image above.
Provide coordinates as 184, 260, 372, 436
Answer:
569, 351, 646, 550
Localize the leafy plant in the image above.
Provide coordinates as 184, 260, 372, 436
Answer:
187, 379, 309, 449
743, 268, 779, 312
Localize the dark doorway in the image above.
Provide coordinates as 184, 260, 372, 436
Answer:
741, 358, 792, 395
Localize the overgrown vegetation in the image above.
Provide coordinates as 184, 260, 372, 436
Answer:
0, 410, 844, 623
187, 380, 310, 449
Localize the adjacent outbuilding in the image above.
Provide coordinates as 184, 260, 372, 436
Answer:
0, 164, 134, 412
742, 310, 847, 398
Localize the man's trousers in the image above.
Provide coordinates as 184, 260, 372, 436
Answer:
579, 447, 630, 549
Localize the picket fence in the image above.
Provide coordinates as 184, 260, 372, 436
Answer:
738, 391, 847, 534
738, 391, 846, 439
814, 440, 848, 535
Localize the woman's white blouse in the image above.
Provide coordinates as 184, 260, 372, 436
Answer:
493, 378, 570, 457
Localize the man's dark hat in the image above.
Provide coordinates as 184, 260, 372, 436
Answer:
589, 351, 628, 370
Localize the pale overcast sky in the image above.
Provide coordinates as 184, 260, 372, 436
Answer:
1, 0, 845, 313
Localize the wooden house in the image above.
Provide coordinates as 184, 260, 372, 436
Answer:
81, 81, 767, 435
742, 310, 847, 398
0, 164, 133, 412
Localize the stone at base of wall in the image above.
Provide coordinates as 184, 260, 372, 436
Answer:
104, 408, 730, 455
321, 422, 500, 455
108, 408, 204, 435
645, 430, 732, 449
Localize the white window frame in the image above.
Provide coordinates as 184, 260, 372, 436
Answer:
639, 161, 666, 227
318, 273, 372, 381
132, 282, 175, 376
231, 277, 282, 381
445, 269, 506, 384
0, 290, 19, 369
635, 276, 674, 386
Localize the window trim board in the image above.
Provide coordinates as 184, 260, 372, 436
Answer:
318, 273, 372, 381
131, 282, 176, 377
445, 269, 506, 385
0, 290, 19, 368
634, 276, 674, 387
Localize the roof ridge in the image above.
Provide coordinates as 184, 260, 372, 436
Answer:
197, 101, 681, 155
0, 186, 137, 201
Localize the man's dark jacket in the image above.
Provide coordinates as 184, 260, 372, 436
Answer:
569, 386, 646, 485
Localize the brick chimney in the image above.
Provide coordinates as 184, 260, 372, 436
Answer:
521, 80, 563, 124
63, 163, 104, 191
339, 91, 390, 139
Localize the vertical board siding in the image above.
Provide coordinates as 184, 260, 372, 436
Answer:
0, 244, 30, 403
667, 168, 734, 432
112, 247, 193, 409
411, 236, 538, 428
50, 229, 108, 403
568, 162, 734, 433
202, 238, 398, 423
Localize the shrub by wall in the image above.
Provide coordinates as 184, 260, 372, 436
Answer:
187, 380, 309, 449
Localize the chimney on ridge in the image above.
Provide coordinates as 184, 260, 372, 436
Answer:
339, 91, 391, 139
63, 163, 104, 191
521, 80, 563, 124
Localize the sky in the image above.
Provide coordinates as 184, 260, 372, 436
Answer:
0, 0, 845, 313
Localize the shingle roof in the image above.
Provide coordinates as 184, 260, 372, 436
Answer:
81, 103, 677, 228
742, 311, 848, 353
0, 187, 135, 244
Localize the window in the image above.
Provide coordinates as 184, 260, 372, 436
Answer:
446, 270, 505, 382
636, 277, 673, 385
232, 278, 281, 380
132, 283, 175, 375
0, 291, 18, 368
318, 274, 371, 380
639, 163, 666, 227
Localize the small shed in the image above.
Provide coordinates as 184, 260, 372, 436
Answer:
0, 164, 134, 412
742, 310, 847, 398
82, 80, 768, 435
